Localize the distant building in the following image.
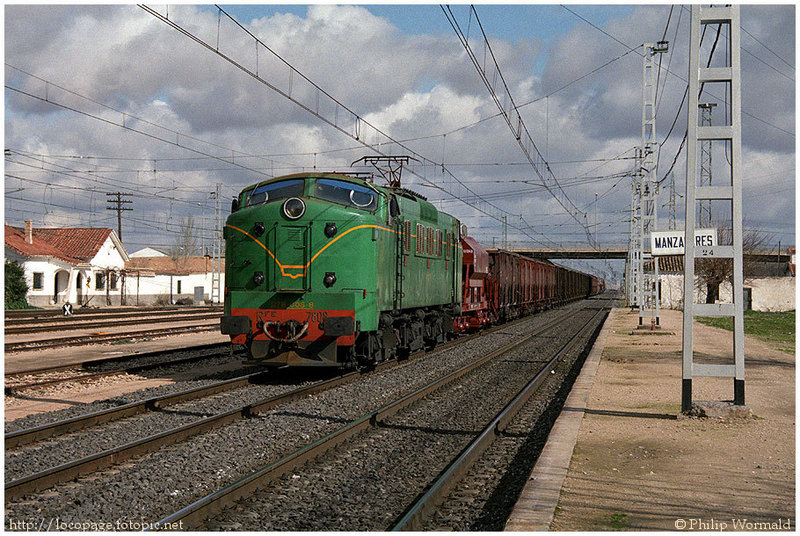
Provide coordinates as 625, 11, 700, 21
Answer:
125, 254, 225, 305
646, 255, 795, 312
5, 221, 129, 307
129, 247, 169, 258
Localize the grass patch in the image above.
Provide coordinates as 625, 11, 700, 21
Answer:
697, 310, 795, 354
607, 513, 628, 530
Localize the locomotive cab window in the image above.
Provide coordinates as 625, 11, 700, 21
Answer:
242, 179, 305, 208
314, 179, 378, 211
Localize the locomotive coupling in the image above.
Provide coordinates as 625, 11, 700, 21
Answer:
264, 319, 309, 343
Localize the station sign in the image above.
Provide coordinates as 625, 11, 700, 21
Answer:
651, 229, 716, 256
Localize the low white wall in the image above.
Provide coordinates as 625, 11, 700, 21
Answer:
659, 275, 795, 312
124, 272, 225, 305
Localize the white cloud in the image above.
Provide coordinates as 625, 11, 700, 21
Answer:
4, 4, 794, 286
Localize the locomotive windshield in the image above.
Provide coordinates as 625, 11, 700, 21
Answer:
242, 179, 304, 208
314, 178, 378, 211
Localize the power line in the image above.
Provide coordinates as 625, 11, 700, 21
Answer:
6, 153, 217, 207
560, 5, 632, 50
517, 46, 641, 110
656, 6, 683, 116
442, 5, 592, 244
105, 192, 133, 240
139, 4, 562, 248
561, 6, 795, 140
741, 25, 794, 70
5, 64, 280, 179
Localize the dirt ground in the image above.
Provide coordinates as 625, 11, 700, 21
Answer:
550, 308, 795, 531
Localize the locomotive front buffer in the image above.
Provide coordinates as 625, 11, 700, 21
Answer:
222, 299, 357, 366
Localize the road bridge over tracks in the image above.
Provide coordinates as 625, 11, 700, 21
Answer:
503, 245, 792, 263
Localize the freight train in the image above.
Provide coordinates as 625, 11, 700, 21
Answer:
220, 171, 604, 368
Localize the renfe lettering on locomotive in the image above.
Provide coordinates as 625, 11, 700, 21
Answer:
650, 229, 716, 256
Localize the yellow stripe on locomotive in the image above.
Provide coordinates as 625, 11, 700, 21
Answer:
221, 172, 463, 368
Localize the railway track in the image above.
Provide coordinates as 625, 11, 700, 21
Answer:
5, 309, 565, 499
5, 324, 219, 353
5, 343, 230, 380
4, 305, 222, 323
392, 298, 611, 530
155, 301, 610, 529
5, 344, 239, 394
5, 297, 610, 529
5, 311, 222, 335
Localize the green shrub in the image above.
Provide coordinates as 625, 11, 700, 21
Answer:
5, 261, 29, 310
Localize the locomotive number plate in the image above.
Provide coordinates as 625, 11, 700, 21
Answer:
287, 301, 315, 309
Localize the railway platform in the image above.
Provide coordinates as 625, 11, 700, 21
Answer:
506, 307, 794, 531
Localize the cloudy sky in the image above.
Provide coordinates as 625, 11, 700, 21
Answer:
4, 4, 795, 284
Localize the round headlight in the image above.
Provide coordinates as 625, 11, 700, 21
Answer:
282, 197, 306, 220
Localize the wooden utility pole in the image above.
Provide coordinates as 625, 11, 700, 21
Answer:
106, 192, 133, 240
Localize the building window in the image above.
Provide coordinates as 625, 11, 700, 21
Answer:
177, 280, 182, 294
32, 272, 43, 290
110, 272, 118, 290
95, 272, 106, 290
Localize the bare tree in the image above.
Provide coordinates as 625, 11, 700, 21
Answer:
170, 216, 199, 262
695, 223, 773, 303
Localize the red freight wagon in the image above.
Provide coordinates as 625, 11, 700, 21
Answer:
455, 236, 492, 332
458, 242, 605, 333
486, 249, 558, 322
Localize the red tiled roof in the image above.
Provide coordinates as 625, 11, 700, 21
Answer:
126, 256, 224, 275
32, 227, 113, 260
4, 224, 83, 263
643, 255, 684, 273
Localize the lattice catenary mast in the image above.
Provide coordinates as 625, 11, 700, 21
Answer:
682, 5, 745, 410
211, 183, 223, 304
636, 41, 668, 326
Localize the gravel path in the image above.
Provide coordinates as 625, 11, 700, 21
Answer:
4, 302, 585, 530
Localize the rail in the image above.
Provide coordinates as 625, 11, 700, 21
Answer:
148, 308, 579, 529
389, 297, 612, 530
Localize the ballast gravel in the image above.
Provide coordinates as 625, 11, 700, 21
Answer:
204, 306, 603, 531
425, 304, 611, 530
4, 356, 255, 434
5, 302, 588, 530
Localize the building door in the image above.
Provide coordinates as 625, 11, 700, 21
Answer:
743, 287, 752, 311
54, 270, 70, 304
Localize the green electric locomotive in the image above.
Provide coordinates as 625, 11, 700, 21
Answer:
221, 172, 463, 368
